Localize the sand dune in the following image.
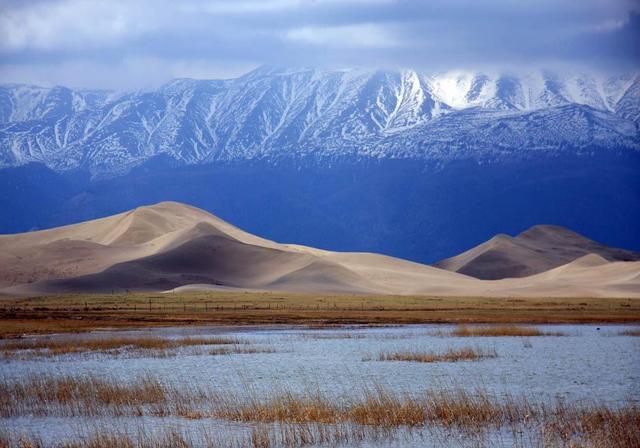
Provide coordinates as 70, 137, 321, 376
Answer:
38, 230, 380, 294
1, 202, 638, 298
0, 202, 281, 289
483, 254, 640, 298
314, 252, 482, 295
435, 225, 640, 280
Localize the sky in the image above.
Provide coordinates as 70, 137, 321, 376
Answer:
0, 0, 639, 90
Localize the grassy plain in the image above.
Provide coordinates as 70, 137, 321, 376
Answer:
1, 291, 638, 338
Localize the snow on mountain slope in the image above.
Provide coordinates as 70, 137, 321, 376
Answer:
0, 67, 638, 176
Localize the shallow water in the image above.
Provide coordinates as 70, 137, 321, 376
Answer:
2, 323, 639, 446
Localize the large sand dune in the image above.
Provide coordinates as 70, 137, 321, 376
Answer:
435, 225, 640, 280
1, 202, 638, 298
0, 202, 280, 289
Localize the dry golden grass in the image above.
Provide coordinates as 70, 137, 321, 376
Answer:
1, 291, 638, 338
1, 374, 638, 448
345, 387, 428, 427
215, 390, 339, 424
2, 414, 638, 448
208, 346, 276, 356
0, 335, 244, 359
213, 385, 640, 447
0, 424, 373, 448
449, 324, 564, 337
300, 332, 368, 340
0, 374, 209, 418
213, 386, 509, 428
422, 388, 526, 428
374, 346, 497, 363
0, 427, 254, 448
620, 328, 640, 336
570, 403, 640, 448
300, 329, 416, 340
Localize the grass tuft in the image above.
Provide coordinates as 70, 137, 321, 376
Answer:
208, 346, 276, 356
0, 374, 207, 418
373, 346, 497, 363
0, 335, 245, 359
449, 325, 564, 337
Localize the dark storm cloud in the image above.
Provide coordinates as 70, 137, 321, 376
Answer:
0, 0, 638, 89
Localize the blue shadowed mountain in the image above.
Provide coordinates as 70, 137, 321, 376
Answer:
0, 67, 638, 263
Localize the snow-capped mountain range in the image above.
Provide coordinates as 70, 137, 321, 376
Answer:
1, 66, 638, 176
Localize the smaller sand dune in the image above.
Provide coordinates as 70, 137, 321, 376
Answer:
314, 252, 482, 295
481, 254, 640, 298
435, 225, 640, 280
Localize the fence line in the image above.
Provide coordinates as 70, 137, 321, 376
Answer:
0, 302, 397, 313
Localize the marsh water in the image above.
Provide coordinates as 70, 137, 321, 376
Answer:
2, 324, 639, 446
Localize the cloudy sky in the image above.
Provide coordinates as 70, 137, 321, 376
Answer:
1, 0, 638, 89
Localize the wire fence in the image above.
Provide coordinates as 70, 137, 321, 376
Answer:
0, 302, 398, 313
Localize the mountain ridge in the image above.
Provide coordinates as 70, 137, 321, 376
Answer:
1, 67, 638, 176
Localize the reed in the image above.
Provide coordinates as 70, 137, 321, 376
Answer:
374, 346, 496, 363
619, 328, 640, 336
0, 428, 198, 448
214, 389, 339, 424
214, 386, 498, 426
3, 416, 637, 448
571, 403, 640, 447
0, 374, 208, 418
0, 335, 244, 359
2, 374, 638, 448
209, 346, 276, 356
450, 325, 564, 337
212, 384, 638, 442
300, 332, 367, 340
266, 422, 374, 447
346, 386, 427, 427
422, 388, 531, 428
178, 336, 246, 346
301, 331, 411, 340
0, 424, 373, 448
